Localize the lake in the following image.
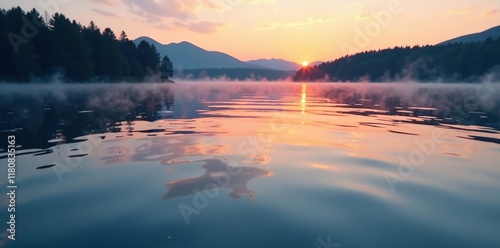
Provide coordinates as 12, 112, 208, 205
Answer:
1, 82, 499, 248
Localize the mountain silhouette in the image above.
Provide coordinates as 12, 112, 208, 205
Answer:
247, 58, 301, 71
439, 25, 500, 45
134, 37, 264, 70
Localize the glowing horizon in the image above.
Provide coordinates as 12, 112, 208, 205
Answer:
1, 0, 499, 63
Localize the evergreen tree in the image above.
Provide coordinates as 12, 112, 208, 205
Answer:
96, 27, 129, 78
118, 31, 144, 79
82, 21, 101, 76
4, 7, 26, 77
129, 59, 145, 78
26, 8, 50, 74
0, 8, 10, 77
14, 42, 40, 78
0, 6, 170, 82
119, 30, 127, 43
137, 41, 160, 74
294, 38, 500, 82
151, 44, 161, 72
49, 13, 94, 80
160, 55, 174, 79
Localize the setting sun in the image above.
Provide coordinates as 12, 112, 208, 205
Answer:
302, 61, 309, 67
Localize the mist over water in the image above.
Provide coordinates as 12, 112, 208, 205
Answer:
0, 81, 499, 248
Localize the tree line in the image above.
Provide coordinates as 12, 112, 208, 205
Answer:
294, 37, 500, 82
175, 68, 295, 81
0, 7, 174, 82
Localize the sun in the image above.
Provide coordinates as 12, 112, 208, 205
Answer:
302, 61, 309, 67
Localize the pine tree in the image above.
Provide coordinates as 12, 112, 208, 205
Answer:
26, 8, 50, 74
96, 27, 129, 78
49, 13, 94, 80
160, 55, 174, 79
119, 30, 127, 43
0, 8, 10, 77
14, 42, 40, 78
137, 41, 160, 74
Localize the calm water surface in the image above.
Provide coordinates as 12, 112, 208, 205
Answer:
0, 82, 499, 248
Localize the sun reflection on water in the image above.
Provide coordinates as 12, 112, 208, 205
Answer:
301, 84, 307, 125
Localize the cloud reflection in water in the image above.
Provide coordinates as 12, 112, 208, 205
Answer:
163, 159, 272, 202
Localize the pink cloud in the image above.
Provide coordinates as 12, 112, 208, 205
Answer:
86, 0, 118, 6
445, 6, 475, 15
482, 9, 499, 17
91, 8, 120, 18
173, 21, 224, 33
123, 0, 226, 33
123, 0, 201, 22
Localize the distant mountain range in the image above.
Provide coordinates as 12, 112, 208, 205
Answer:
175, 68, 295, 81
134, 37, 263, 70
133, 37, 310, 71
439, 25, 500, 45
134, 24, 499, 74
246, 59, 301, 71
245, 59, 325, 70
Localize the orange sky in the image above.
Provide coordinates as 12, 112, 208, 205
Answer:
2, 0, 499, 63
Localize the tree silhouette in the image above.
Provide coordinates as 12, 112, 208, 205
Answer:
0, 6, 173, 82
96, 27, 129, 78
137, 41, 160, 74
49, 13, 94, 80
14, 42, 40, 79
294, 38, 500, 82
119, 30, 127, 43
160, 55, 174, 80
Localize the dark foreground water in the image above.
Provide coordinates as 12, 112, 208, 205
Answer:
0, 82, 499, 248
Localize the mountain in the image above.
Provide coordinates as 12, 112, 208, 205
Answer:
246, 59, 325, 70
134, 37, 264, 70
247, 58, 301, 71
294, 37, 500, 82
175, 68, 295, 81
439, 25, 500, 45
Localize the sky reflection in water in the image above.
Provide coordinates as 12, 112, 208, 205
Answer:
0, 82, 499, 248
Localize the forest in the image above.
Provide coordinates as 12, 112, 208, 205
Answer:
294, 37, 500, 82
175, 68, 295, 81
0, 7, 173, 82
